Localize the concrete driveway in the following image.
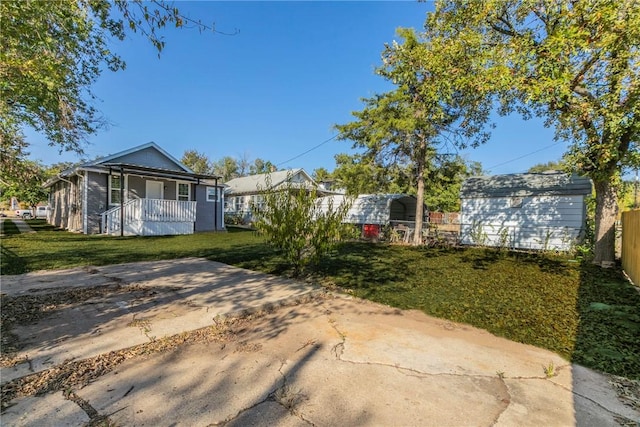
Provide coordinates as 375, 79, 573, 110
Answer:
1, 258, 638, 426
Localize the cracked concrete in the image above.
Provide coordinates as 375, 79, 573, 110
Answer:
2, 260, 638, 426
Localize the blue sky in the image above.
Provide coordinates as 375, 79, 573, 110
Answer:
26, 1, 567, 175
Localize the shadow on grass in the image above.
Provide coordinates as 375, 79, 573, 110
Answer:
1, 245, 28, 275
314, 243, 412, 287
24, 220, 61, 232
573, 263, 640, 379
460, 247, 572, 274
1, 220, 20, 236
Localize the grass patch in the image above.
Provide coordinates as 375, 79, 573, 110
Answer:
0, 228, 277, 275
314, 243, 640, 379
2, 229, 638, 379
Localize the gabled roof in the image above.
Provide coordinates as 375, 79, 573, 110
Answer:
225, 169, 316, 195
86, 142, 194, 173
461, 172, 593, 198
44, 142, 220, 188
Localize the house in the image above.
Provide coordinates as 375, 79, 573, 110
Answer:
459, 172, 593, 250
316, 194, 426, 238
224, 169, 321, 223
44, 142, 225, 236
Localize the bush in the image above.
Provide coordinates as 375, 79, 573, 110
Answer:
252, 175, 356, 275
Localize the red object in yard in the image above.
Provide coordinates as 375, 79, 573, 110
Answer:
363, 224, 380, 239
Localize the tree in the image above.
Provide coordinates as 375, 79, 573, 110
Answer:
423, 156, 483, 212
1, 0, 222, 158
252, 175, 355, 276
181, 150, 212, 174
312, 167, 332, 182
331, 153, 413, 195
331, 151, 481, 212
527, 160, 568, 174
212, 156, 240, 182
250, 158, 276, 175
237, 152, 251, 177
0, 160, 49, 210
336, 29, 489, 244
428, 0, 640, 266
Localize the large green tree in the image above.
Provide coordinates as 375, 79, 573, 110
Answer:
212, 156, 240, 182
1, 0, 219, 160
428, 0, 640, 266
181, 150, 213, 175
0, 160, 49, 209
330, 151, 481, 212
336, 29, 490, 244
331, 153, 412, 196
250, 158, 276, 175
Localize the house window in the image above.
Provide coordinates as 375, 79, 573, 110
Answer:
110, 175, 122, 205
235, 196, 244, 212
251, 195, 264, 211
177, 183, 190, 201
206, 187, 219, 202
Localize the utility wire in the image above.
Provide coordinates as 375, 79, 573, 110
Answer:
485, 141, 564, 172
276, 134, 341, 167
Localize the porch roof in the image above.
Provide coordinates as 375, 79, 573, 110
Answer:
101, 163, 222, 183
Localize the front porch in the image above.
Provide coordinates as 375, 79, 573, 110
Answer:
101, 198, 197, 236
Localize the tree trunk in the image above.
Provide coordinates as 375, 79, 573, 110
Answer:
592, 178, 618, 267
413, 148, 426, 246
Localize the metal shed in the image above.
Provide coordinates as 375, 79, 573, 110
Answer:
460, 172, 593, 251
317, 194, 424, 237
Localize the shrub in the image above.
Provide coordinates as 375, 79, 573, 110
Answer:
252, 175, 356, 275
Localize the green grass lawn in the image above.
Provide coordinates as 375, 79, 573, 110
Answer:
2, 226, 639, 379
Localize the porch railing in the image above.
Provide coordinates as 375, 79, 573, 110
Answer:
101, 198, 197, 235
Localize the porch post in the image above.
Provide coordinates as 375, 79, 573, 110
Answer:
214, 177, 219, 231
120, 167, 124, 237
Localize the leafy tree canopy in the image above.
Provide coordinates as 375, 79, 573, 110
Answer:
335, 28, 490, 243
427, 0, 640, 265
181, 150, 212, 175
1, 0, 223, 159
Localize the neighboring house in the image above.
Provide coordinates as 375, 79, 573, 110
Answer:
224, 169, 323, 223
44, 142, 225, 236
460, 172, 593, 250
317, 194, 426, 238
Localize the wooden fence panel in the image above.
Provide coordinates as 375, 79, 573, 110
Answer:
622, 209, 640, 285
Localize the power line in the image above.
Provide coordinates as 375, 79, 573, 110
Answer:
485, 141, 564, 172
276, 134, 341, 168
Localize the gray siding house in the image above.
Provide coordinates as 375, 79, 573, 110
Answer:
44, 142, 225, 235
460, 172, 592, 250
224, 169, 320, 223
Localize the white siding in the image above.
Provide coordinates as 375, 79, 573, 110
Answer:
460, 195, 586, 251
317, 195, 418, 225
125, 221, 193, 236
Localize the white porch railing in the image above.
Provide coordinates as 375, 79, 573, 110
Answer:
101, 198, 197, 235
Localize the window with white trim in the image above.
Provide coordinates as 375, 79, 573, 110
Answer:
109, 175, 122, 205
235, 196, 243, 212
206, 186, 219, 202
177, 183, 190, 201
